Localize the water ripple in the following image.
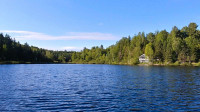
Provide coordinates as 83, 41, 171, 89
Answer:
0, 64, 200, 111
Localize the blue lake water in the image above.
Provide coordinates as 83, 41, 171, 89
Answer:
0, 64, 200, 111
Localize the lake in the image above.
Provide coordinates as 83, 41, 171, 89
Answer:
0, 64, 200, 111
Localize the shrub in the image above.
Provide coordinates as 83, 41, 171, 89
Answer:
173, 61, 180, 66
131, 58, 139, 65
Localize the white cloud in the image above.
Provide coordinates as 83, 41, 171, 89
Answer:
61, 46, 83, 51
0, 30, 119, 40
41, 46, 83, 51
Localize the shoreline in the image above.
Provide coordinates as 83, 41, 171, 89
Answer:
0, 61, 200, 67
0, 61, 61, 64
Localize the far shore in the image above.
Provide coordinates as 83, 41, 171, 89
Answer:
138, 63, 200, 67
0, 61, 56, 64
1, 61, 200, 67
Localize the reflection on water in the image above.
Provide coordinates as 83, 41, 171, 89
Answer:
0, 64, 200, 111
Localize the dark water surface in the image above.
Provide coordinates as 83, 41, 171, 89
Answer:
0, 64, 200, 111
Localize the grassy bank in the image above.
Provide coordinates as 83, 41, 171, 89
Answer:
71, 61, 200, 67
138, 62, 200, 67
1, 61, 200, 67
0, 61, 30, 64
0, 61, 61, 64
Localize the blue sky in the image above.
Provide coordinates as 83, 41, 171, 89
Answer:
0, 0, 200, 51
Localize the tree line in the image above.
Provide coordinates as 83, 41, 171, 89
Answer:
71, 23, 200, 65
0, 34, 72, 63
1, 22, 200, 65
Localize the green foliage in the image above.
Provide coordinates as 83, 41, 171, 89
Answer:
145, 43, 154, 60
194, 62, 200, 66
71, 23, 200, 65
0, 33, 73, 63
131, 58, 139, 65
1, 22, 200, 65
172, 61, 180, 66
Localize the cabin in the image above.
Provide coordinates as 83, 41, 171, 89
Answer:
139, 54, 149, 63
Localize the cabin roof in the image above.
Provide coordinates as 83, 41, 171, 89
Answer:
139, 54, 146, 58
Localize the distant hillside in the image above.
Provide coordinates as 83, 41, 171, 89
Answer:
1, 23, 200, 65
71, 23, 200, 65
0, 34, 72, 63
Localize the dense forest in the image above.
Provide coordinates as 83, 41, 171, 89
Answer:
71, 23, 200, 65
1, 23, 200, 65
0, 34, 72, 63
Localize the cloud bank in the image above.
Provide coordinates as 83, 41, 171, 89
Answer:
0, 30, 119, 41
61, 46, 83, 51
